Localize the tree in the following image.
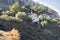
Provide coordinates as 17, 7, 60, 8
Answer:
15, 12, 27, 20
9, 2, 20, 13
21, 5, 31, 12
31, 6, 37, 13
2, 10, 15, 16
41, 20, 48, 27
21, 5, 27, 12
39, 15, 44, 20
38, 5, 45, 13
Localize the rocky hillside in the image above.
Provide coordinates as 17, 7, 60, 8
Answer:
0, 1, 60, 40
0, 16, 60, 40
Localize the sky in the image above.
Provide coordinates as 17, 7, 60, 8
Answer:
33, 0, 60, 16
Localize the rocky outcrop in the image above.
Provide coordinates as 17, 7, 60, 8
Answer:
41, 6, 60, 18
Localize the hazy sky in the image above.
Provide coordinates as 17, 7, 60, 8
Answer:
33, 0, 60, 16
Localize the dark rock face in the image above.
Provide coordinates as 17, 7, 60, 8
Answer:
0, 24, 12, 31
43, 29, 58, 40
43, 6, 60, 18
0, 19, 60, 40
0, 25, 7, 31
47, 8, 60, 18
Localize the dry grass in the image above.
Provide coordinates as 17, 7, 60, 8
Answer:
0, 28, 20, 40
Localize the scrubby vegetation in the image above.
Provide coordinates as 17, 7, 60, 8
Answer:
0, 2, 60, 40
9, 2, 20, 13
15, 12, 27, 20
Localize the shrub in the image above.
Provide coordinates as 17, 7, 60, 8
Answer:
25, 15, 32, 22
2, 10, 10, 15
21, 5, 31, 12
21, 5, 27, 12
9, 11, 16, 16
15, 12, 27, 20
51, 19, 58, 22
9, 2, 20, 13
0, 15, 23, 22
41, 20, 48, 27
31, 6, 37, 13
2, 10, 15, 16
38, 5, 45, 13
0, 15, 9, 19
39, 15, 45, 20
31, 13, 38, 17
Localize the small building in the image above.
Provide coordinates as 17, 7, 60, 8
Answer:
31, 14, 39, 23
32, 16, 39, 22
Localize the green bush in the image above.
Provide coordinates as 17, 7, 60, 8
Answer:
9, 2, 20, 13
30, 5, 45, 14
38, 5, 45, 13
0, 15, 9, 19
0, 15, 23, 22
21, 5, 27, 12
31, 6, 37, 13
2, 10, 10, 15
21, 5, 31, 12
2, 10, 15, 16
41, 20, 48, 27
39, 15, 45, 20
25, 15, 32, 22
51, 19, 58, 22
15, 12, 27, 20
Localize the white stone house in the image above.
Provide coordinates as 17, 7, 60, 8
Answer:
31, 14, 39, 23
32, 16, 39, 22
